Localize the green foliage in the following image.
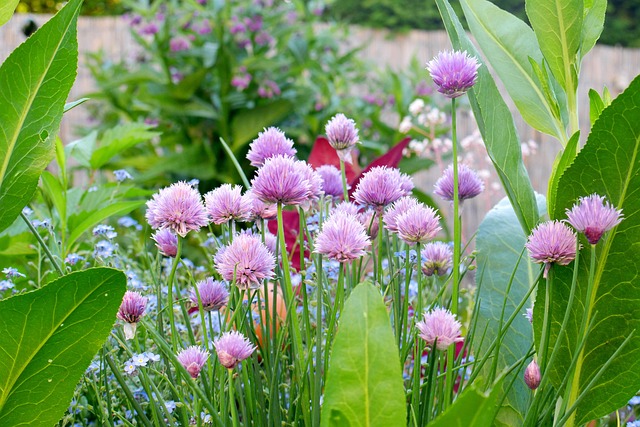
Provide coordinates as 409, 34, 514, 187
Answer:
473, 196, 545, 426
545, 74, 640, 424
0, 0, 19, 25
435, 0, 539, 235
0, 268, 127, 426
0, 0, 81, 233
321, 282, 406, 427
16, 0, 124, 16
429, 380, 505, 427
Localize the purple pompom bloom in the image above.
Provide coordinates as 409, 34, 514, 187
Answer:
204, 184, 251, 224
247, 127, 297, 167
333, 201, 360, 216
169, 36, 191, 52
384, 196, 421, 233
395, 204, 441, 245
189, 278, 228, 311
244, 190, 277, 221
421, 241, 453, 276
416, 307, 464, 351
434, 164, 484, 202
251, 155, 312, 206
214, 331, 256, 369
214, 233, 275, 289
353, 166, 414, 211
565, 194, 623, 245
118, 291, 147, 340
316, 165, 344, 198
426, 50, 480, 98
525, 221, 577, 278
325, 113, 360, 164
314, 211, 371, 263
152, 228, 178, 257
177, 346, 209, 378
146, 181, 209, 237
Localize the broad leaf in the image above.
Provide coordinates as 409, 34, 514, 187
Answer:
0, 0, 82, 232
547, 131, 579, 218
436, 0, 539, 235
321, 282, 405, 427
0, 268, 126, 426
430, 379, 505, 427
230, 100, 293, 150
546, 74, 640, 424
474, 195, 545, 427
0, 0, 18, 27
91, 123, 160, 169
580, 0, 607, 58
460, 0, 564, 139
526, 0, 582, 91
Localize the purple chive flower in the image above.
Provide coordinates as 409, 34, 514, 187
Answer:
189, 278, 229, 311
434, 164, 484, 202
426, 50, 480, 98
333, 201, 360, 216
257, 80, 280, 98
525, 220, 577, 278
139, 22, 159, 35
169, 36, 191, 52
243, 190, 277, 221
524, 307, 533, 323
299, 162, 324, 210
421, 241, 453, 276
565, 194, 623, 245
204, 184, 251, 224
358, 210, 380, 240
316, 165, 344, 198
263, 232, 277, 254
152, 228, 178, 257
117, 291, 148, 340
214, 233, 275, 289
177, 346, 209, 378
416, 307, 464, 351
353, 166, 414, 211
384, 197, 421, 233
146, 181, 209, 237
246, 127, 297, 167
395, 204, 441, 245
314, 211, 371, 263
524, 360, 541, 390
213, 331, 256, 369
251, 155, 312, 206
325, 113, 360, 164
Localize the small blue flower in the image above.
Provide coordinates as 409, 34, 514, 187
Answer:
22, 206, 33, 216
0, 280, 14, 291
165, 400, 177, 413
117, 216, 142, 230
114, 169, 133, 182
64, 253, 85, 266
88, 186, 98, 193
3, 267, 25, 279
32, 218, 51, 229
131, 353, 149, 367
124, 362, 137, 375
188, 179, 200, 188
144, 352, 161, 362
92, 225, 117, 239
94, 240, 115, 258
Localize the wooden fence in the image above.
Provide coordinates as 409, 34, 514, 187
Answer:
2, 14, 640, 233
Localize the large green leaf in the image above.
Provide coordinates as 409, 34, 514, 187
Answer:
526, 0, 582, 91
230, 100, 293, 150
0, 0, 82, 233
580, 0, 607, 58
0, 268, 126, 426
430, 379, 505, 427
474, 195, 545, 427
0, 0, 18, 26
321, 282, 405, 427
547, 131, 579, 218
460, 0, 564, 139
436, 0, 539, 235
90, 123, 161, 169
545, 74, 640, 424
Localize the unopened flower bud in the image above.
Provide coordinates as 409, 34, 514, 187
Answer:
524, 360, 541, 390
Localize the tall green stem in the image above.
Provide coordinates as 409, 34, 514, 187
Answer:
538, 270, 553, 371
166, 237, 183, 351
450, 97, 461, 316
228, 369, 239, 427
21, 212, 63, 276
339, 159, 349, 202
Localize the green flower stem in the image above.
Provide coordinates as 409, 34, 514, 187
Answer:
340, 158, 349, 201
538, 270, 553, 371
228, 369, 239, 427
450, 96, 461, 316
166, 237, 183, 352
415, 242, 423, 321
313, 255, 324, 427
422, 344, 439, 424
21, 211, 64, 276
377, 213, 384, 287
564, 245, 598, 427
104, 354, 154, 427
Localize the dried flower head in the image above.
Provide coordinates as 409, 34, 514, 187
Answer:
394, 204, 441, 245
416, 307, 464, 351
214, 331, 256, 369
565, 193, 623, 245
426, 50, 480, 98
434, 164, 484, 202
251, 155, 312, 206
524, 360, 541, 390
189, 278, 229, 312
525, 220, 577, 278
316, 165, 344, 198
353, 166, 414, 210
152, 228, 178, 257
421, 241, 453, 276
117, 291, 147, 340
247, 127, 297, 167
315, 211, 371, 263
177, 346, 209, 378
325, 113, 360, 163
204, 184, 251, 224
214, 233, 275, 289
146, 181, 209, 237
